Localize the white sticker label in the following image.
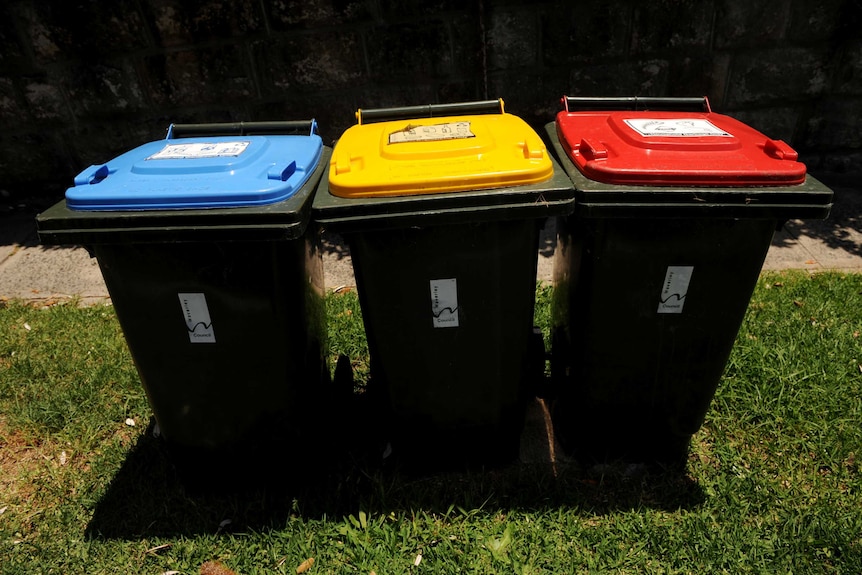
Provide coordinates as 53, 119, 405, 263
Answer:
179, 293, 216, 343
147, 141, 250, 160
389, 121, 475, 144
657, 266, 694, 314
625, 119, 732, 138
430, 278, 459, 328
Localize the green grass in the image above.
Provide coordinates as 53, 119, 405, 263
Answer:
1, 271, 861, 574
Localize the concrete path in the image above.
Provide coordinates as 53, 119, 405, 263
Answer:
1, 185, 860, 305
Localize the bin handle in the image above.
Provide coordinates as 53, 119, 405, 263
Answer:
166, 120, 319, 139
356, 99, 505, 125
73, 164, 111, 186
561, 96, 711, 113
763, 138, 799, 161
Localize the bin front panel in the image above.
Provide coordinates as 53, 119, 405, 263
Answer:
550, 216, 776, 463
346, 219, 541, 463
328, 113, 553, 198
555, 109, 806, 187
93, 237, 326, 451
66, 134, 324, 210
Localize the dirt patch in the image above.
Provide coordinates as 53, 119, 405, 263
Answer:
0, 419, 45, 505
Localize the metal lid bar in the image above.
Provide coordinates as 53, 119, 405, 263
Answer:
356, 99, 505, 125
561, 96, 710, 113
167, 120, 318, 139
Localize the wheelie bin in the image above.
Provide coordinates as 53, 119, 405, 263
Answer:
37, 120, 331, 480
545, 96, 833, 465
313, 99, 574, 468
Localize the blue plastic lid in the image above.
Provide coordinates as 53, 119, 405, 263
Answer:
66, 131, 324, 211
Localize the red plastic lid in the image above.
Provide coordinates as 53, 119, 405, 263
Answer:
555, 108, 806, 186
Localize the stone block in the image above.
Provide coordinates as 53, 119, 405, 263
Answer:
813, 150, 862, 178
23, 78, 68, 121
63, 61, 146, 118
787, 0, 847, 42
0, 4, 28, 74
724, 48, 829, 107
541, 2, 631, 66
714, 0, 791, 49
374, 0, 466, 18
566, 59, 670, 97
835, 40, 862, 95
665, 53, 720, 99
803, 98, 862, 150
630, 0, 714, 55
0, 78, 26, 127
253, 30, 364, 94
141, 46, 257, 108
486, 7, 539, 70
449, 13, 483, 78
11, 0, 149, 64
365, 21, 455, 79
265, 0, 370, 31
142, 0, 264, 47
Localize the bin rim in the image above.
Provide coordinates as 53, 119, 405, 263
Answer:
313, 153, 574, 233
37, 148, 332, 245
543, 123, 832, 220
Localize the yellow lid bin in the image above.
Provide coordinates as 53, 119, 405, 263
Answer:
328, 99, 554, 198
312, 100, 574, 471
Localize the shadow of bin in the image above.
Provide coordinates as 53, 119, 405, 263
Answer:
37, 121, 331, 485
314, 100, 574, 469
545, 97, 833, 466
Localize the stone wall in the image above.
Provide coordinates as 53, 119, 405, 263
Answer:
1, 0, 859, 206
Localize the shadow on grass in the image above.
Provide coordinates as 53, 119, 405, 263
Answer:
85, 402, 705, 541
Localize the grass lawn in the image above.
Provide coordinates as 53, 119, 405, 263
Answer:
1, 270, 860, 574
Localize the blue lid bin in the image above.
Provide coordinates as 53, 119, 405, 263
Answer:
37, 121, 331, 486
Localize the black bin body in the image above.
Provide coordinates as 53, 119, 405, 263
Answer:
37, 121, 330, 478
315, 100, 574, 468
546, 97, 833, 465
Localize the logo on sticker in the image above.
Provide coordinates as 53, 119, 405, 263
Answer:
625, 119, 731, 138
430, 278, 459, 328
148, 141, 250, 160
179, 293, 216, 343
657, 266, 694, 314
389, 122, 475, 144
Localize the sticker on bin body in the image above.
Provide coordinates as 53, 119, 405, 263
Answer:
430, 278, 459, 328
657, 266, 694, 314
624, 119, 731, 138
147, 141, 250, 160
388, 122, 475, 144
179, 293, 216, 342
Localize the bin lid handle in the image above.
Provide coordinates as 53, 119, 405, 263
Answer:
561, 96, 711, 113
356, 99, 505, 125
763, 138, 799, 161
72, 164, 111, 186
166, 120, 319, 139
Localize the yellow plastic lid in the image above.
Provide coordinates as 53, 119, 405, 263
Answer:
328, 107, 553, 198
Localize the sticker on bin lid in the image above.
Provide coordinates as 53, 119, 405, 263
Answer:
555, 110, 807, 186
328, 113, 552, 198
65, 133, 323, 211
624, 119, 731, 138
388, 121, 475, 144
146, 141, 250, 160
